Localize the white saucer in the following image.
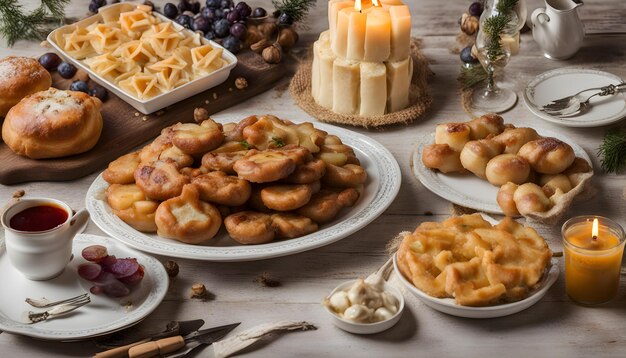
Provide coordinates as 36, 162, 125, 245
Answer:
0, 234, 168, 341
524, 68, 626, 127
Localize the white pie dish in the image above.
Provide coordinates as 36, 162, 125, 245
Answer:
46, 2, 237, 114
323, 279, 405, 334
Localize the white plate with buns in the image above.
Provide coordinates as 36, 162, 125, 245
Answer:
411, 128, 591, 214
86, 120, 401, 261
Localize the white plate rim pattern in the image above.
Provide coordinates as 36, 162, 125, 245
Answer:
0, 234, 169, 340
523, 68, 626, 127
86, 121, 401, 261
411, 128, 592, 214
393, 254, 559, 319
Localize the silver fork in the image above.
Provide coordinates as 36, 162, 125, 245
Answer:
26, 292, 89, 308
540, 83, 626, 117
27, 296, 91, 323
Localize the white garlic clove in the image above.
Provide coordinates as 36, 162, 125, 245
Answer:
343, 304, 374, 323
364, 275, 384, 290
328, 291, 351, 313
382, 291, 399, 314
346, 279, 368, 305
373, 307, 394, 322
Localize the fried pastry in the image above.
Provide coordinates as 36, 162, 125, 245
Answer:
421, 144, 464, 173
466, 113, 505, 140
106, 184, 158, 232
539, 174, 572, 197
261, 182, 319, 211
435, 123, 470, 152
223, 115, 258, 142
513, 183, 552, 215
103, 151, 141, 184
271, 213, 318, 239
135, 160, 189, 200
317, 135, 360, 166
322, 164, 367, 188
284, 159, 326, 184
224, 211, 275, 244
233, 150, 296, 183
155, 185, 222, 244
192, 171, 251, 206
297, 188, 359, 223
459, 139, 504, 179
201, 151, 247, 174
496, 182, 520, 216
396, 214, 551, 306
492, 127, 541, 154
139, 128, 193, 168
517, 138, 575, 174
171, 119, 224, 154
485, 154, 530, 186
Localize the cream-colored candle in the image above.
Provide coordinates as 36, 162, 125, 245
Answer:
389, 5, 411, 61
329, 0, 354, 44
315, 32, 336, 109
360, 62, 387, 116
364, 8, 391, 62
386, 57, 412, 112
346, 7, 367, 60
333, 58, 360, 114
380, 0, 404, 7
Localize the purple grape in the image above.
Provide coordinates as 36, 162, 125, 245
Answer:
89, 86, 108, 101
206, 0, 220, 8
229, 22, 247, 39
175, 14, 193, 29
251, 7, 266, 18
190, 1, 201, 13
460, 46, 478, 63
204, 30, 216, 40
163, 3, 178, 19
468, 2, 483, 17
69, 80, 89, 93
177, 0, 190, 13
235, 2, 251, 18
226, 10, 239, 23
214, 8, 224, 19
202, 6, 216, 20
277, 12, 293, 26
214, 18, 230, 37
220, 0, 233, 9
57, 62, 77, 79
192, 16, 211, 32
38, 52, 62, 71
88, 0, 106, 13
222, 35, 241, 54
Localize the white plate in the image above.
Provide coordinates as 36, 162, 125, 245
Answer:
0, 234, 168, 341
47, 3, 238, 114
394, 254, 559, 319
524, 68, 626, 127
86, 121, 401, 261
411, 128, 591, 214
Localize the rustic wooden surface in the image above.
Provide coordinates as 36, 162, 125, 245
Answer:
1, 0, 625, 357
0, 51, 289, 185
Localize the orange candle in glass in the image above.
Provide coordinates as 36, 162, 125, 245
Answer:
562, 216, 625, 305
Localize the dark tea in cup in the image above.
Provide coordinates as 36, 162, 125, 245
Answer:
9, 205, 69, 232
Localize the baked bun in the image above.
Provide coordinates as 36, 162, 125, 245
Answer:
517, 138, 575, 174
435, 123, 470, 152
459, 139, 503, 179
466, 113, 505, 140
492, 127, 541, 154
421, 144, 464, 173
0, 56, 51, 117
513, 183, 551, 215
2, 88, 102, 159
485, 154, 530, 186
497, 182, 520, 216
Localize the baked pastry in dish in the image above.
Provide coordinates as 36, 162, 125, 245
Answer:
0, 56, 51, 117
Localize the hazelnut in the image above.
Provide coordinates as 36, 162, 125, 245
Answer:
460, 13, 479, 36
245, 28, 265, 47
12, 190, 25, 198
194, 107, 209, 123
191, 283, 207, 298
262, 43, 283, 64
163, 260, 179, 277
235, 77, 248, 90
258, 22, 278, 39
277, 28, 299, 49
250, 38, 271, 54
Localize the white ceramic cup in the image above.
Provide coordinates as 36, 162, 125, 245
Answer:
1, 198, 90, 280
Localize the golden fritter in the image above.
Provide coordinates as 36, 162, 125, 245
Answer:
171, 119, 224, 154
260, 182, 319, 211
317, 135, 360, 166
201, 151, 247, 174
103, 151, 141, 184
106, 184, 158, 232
271, 213, 318, 239
297, 188, 359, 223
322, 164, 367, 188
192, 171, 251, 206
224, 211, 275, 244
134, 160, 190, 201
284, 158, 326, 184
155, 184, 222, 244
224, 115, 258, 142
139, 127, 193, 168
233, 150, 296, 183
275, 145, 313, 165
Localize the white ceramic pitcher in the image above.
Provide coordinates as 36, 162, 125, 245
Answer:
531, 0, 584, 59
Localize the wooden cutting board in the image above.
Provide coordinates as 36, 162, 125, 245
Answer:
0, 51, 290, 185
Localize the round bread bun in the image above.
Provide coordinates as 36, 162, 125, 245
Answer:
0, 56, 52, 117
517, 137, 575, 174
485, 154, 530, 186
2, 88, 103, 159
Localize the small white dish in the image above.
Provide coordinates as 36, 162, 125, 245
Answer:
411, 127, 591, 214
0, 234, 168, 341
323, 280, 405, 334
47, 3, 238, 114
393, 254, 559, 319
524, 68, 626, 127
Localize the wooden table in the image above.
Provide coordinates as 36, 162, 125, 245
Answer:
1, 0, 625, 356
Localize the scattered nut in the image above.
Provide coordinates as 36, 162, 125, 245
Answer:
245, 27, 264, 47
191, 283, 207, 298
235, 77, 248, 90
212, 93, 218, 100
13, 190, 25, 198
255, 272, 281, 287
142, 116, 148, 121
250, 39, 271, 54
194, 107, 209, 123
277, 27, 299, 49
164, 260, 179, 277
424, 211, 433, 216
75, 69, 89, 82
134, 112, 140, 117
460, 13, 479, 36
258, 22, 278, 39
262, 43, 283, 64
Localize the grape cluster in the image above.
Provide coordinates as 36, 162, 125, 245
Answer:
78, 245, 145, 298
39, 52, 109, 102
163, 0, 264, 54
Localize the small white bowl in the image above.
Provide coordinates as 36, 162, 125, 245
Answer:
323, 279, 405, 334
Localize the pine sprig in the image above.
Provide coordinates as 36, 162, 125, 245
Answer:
496, 0, 519, 13
482, 0, 517, 63
458, 65, 488, 89
598, 128, 626, 174
0, 0, 69, 47
272, 0, 316, 23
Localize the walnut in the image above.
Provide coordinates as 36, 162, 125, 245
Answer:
277, 28, 299, 49
163, 260, 179, 277
262, 44, 283, 64
191, 283, 207, 298
258, 22, 278, 39
235, 77, 248, 90
250, 39, 271, 54
194, 107, 209, 123
460, 13, 479, 36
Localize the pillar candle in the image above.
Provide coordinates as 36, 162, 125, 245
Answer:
346, 8, 367, 60
389, 5, 411, 61
386, 57, 412, 112
364, 8, 391, 62
333, 58, 360, 114
360, 62, 387, 116
316, 32, 336, 109
380, 0, 404, 8
329, 0, 354, 45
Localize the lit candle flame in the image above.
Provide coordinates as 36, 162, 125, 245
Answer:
372, 0, 381, 6
592, 218, 599, 240
355, 0, 362, 12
